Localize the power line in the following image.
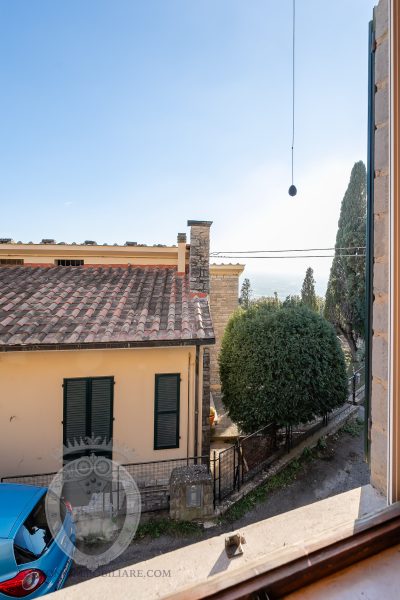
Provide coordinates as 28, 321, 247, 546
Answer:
211, 254, 366, 259
288, 0, 297, 196
210, 246, 366, 255
291, 0, 295, 186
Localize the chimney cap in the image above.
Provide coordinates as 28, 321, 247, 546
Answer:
177, 233, 187, 243
187, 220, 213, 227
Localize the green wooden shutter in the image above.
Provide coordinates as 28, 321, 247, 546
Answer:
154, 374, 180, 450
91, 377, 113, 441
63, 377, 113, 460
63, 378, 88, 446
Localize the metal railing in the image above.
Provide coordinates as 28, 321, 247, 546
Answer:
212, 423, 278, 505
1, 455, 210, 513
348, 365, 365, 405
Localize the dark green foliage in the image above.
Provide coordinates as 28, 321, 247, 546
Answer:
301, 267, 318, 312
239, 278, 252, 309
253, 292, 282, 309
340, 417, 364, 438
219, 306, 348, 433
316, 296, 325, 316
282, 294, 302, 308
324, 161, 367, 358
135, 518, 202, 539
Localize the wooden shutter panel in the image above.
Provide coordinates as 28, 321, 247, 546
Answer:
154, 374, 180, 449
91, 378, 113, 440
64, 379, 87, 445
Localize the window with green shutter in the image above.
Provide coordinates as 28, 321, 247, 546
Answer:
63, 376, 114, 461
154, 374, 180, 450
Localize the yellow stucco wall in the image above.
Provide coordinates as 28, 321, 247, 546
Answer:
0, 346, 203, 478
0, 243, 189, 267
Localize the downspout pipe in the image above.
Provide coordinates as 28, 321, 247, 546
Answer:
365, 18, 376, 461
194, 344, 200, 462
187, 351, 191, 461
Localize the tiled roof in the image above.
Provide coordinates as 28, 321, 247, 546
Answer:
0, 266, 215, 350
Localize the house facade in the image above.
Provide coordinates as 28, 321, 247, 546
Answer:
0, 221, 219, 478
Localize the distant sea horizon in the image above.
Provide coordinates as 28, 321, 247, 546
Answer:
243, 272, 329, 301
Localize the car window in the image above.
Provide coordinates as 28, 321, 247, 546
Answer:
14, 493, 66, 565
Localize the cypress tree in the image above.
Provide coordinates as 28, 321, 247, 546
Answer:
239, 278, 252, 309
301, 267, 318, 312
324, 161, 366, 360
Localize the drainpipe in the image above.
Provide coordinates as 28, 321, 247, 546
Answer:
194, 344, 200, 462
187, 351, 191, 461
365, 18, 376, 461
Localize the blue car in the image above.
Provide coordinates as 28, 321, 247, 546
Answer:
0, 484, 75, 597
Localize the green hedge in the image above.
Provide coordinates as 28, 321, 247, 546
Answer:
219, 305, 348, 433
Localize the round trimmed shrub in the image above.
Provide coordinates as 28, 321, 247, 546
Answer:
219, 305, 348, 433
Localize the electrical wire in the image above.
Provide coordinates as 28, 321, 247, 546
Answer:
291, 0, 296, 186
211, 254, 366, 259
210, 246, 366, 255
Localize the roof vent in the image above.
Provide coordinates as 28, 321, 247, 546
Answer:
125, 241, 137, 246
41, 238, 56, 244
84, 240, 97, 245
0, 238, 13, 244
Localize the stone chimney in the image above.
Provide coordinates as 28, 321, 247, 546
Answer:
177, 232, 187, 275
187, 220, 212, 294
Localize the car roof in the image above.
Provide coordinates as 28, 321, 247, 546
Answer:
0, 483, 45, 539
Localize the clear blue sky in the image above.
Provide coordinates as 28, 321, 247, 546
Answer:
0, 0, 376, 297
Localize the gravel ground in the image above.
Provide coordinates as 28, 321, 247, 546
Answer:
67, 414, 368, 586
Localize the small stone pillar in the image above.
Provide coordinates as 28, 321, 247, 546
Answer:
169, 465, 213, 521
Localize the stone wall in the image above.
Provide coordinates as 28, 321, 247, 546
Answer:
169, 465, 214, 521
209, 265, 244, 391
370, 0, 390, 495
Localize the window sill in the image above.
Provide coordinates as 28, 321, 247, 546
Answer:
55, 484, 392, 599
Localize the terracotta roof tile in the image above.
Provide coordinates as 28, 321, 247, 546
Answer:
0, 266, 214, 350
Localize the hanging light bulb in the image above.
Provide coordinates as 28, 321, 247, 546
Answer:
288, 0, 297, 197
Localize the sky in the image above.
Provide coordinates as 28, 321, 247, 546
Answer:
0, 0, 376, 298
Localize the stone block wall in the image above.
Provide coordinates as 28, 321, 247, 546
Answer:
370, 0, 390, 495
169, 465, 214, 521
209, 265, 244, 390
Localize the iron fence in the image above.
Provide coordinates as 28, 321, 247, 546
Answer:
122, 456, 210, 512
212, 423, 279, 505
1, 455, 210, 514
348, 365, 365, 405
